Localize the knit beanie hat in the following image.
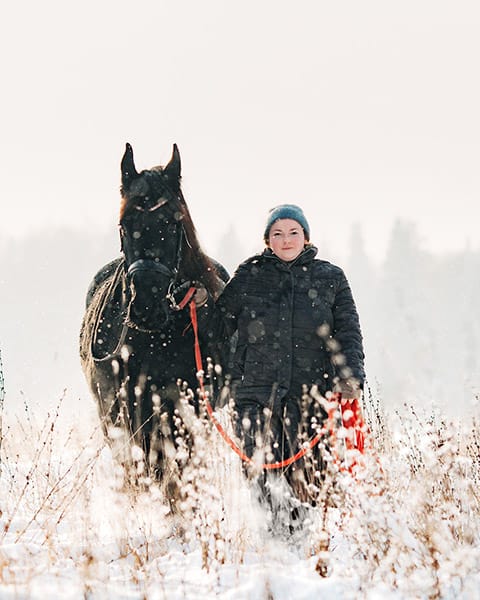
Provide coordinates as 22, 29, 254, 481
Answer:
263, 204, 310, 242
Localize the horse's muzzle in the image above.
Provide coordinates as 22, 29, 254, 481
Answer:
125, 260, 173, 331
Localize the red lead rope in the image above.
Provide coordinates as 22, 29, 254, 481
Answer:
188, 299, 367, 471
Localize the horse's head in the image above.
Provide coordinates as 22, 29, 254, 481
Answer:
119, 143, 186, 331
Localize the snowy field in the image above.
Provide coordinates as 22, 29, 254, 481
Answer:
1, 197, 478, 600
0, 393, 479, 600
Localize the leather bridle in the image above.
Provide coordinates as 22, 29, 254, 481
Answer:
121, 205, 190, 327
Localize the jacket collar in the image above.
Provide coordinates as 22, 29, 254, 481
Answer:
262, 245, 318, 268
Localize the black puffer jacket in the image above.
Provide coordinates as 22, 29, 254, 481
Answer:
216, 246, 365, 411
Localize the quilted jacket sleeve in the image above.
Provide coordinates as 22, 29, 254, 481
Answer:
214, 262, 250, 337
196, 261, 248, 366
332, 270, 365, 387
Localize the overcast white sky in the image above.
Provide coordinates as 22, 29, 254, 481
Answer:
1, 0, 479, 263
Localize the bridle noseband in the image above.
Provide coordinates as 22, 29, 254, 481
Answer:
123, 222, 189, 320
126, 259, 175, 280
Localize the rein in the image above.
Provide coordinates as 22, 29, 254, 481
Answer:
90, 260, 129, 363
187, 299, 359, 471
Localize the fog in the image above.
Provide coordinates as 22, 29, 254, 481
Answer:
1, 1, 479, 418
2, 1, 480, 260
0, 219, 478, 420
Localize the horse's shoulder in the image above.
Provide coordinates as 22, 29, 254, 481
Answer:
86, 257, 124, 308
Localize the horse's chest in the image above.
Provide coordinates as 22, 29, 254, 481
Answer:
125, 328, 194, 371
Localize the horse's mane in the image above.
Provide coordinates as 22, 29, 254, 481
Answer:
176, 188, 224, 299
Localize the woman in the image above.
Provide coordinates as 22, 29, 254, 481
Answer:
215, 204, 365, 500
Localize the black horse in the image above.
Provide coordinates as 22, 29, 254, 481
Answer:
80, 143, 228, 485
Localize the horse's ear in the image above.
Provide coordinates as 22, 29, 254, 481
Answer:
121, 143, 138, 187
163, 144, 181, 184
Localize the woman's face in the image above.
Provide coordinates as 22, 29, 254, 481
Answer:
268, 218, 306, 261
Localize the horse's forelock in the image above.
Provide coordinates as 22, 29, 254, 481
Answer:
119, 168, 177, 220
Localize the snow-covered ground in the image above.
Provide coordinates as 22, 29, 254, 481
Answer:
1, 395, 479, 600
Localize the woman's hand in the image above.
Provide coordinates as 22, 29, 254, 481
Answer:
193, 285, 208, 307
168, 281, 209, 310
334, 378, 362, 400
